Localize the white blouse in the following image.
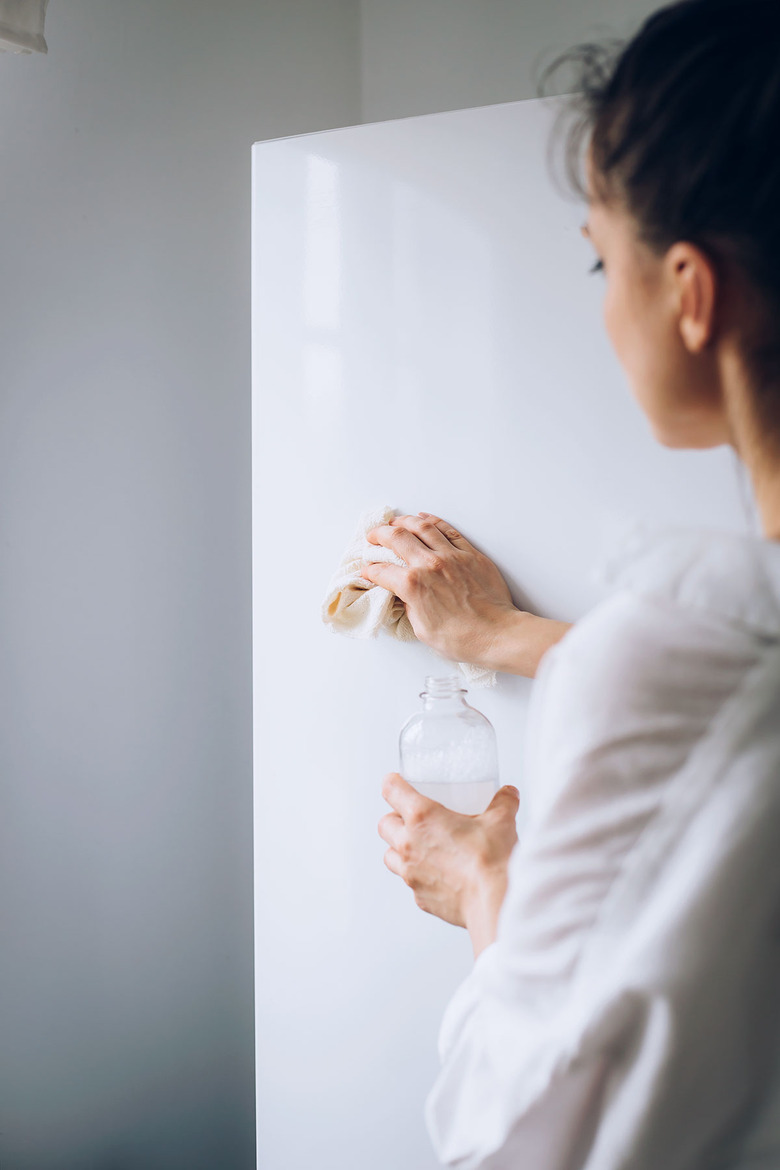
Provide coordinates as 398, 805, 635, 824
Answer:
425, 524, 780, 1170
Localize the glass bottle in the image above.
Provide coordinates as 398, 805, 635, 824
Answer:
398, 675, 499, 815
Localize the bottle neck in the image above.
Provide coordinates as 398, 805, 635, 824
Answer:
420, 674, 468, 712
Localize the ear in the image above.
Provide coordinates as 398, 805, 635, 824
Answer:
666, 242, 718, 354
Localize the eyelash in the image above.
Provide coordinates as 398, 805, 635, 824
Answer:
590, 258, 605, 275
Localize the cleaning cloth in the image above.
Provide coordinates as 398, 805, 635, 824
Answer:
321, 504, 497, 688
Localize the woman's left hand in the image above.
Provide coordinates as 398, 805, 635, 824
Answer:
378, 773, 520, 957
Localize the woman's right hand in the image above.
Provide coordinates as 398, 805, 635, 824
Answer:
360, 512, 522, 671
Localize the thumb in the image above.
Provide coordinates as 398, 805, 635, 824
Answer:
360, 561, 409, 601
485, 785, 520, 816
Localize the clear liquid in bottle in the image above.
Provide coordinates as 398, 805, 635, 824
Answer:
399, 675, 499, 815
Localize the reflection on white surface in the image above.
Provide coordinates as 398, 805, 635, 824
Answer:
303, 155, 344, 429
303, 341, 344, 423
391, 176, 494, 488
304, 154, 341, 332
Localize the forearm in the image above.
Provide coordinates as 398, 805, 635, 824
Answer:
487, 609, 573, 679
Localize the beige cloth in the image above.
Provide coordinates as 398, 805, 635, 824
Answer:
321, 504, 497, 688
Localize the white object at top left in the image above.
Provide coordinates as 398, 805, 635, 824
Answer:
0, 0, 48, 54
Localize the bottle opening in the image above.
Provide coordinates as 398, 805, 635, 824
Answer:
423, 674, 467, 698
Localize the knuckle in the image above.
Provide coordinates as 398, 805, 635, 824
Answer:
426, 554, 444, 573
407, 805, 428, 830
413, 890, 430, 912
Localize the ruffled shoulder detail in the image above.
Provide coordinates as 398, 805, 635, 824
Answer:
591, 520, 780, 640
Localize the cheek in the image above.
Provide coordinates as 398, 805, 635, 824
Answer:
602, 270, 657, 384
601, 270, 688, 440
602, 280, 627, 362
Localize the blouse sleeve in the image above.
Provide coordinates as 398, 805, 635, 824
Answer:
425, 586, 779, 1170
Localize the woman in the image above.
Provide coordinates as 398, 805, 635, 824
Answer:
360, 1, 780, 1166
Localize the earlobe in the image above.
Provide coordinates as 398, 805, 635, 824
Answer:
680, 313, 709, 352
671, 243, 717, 354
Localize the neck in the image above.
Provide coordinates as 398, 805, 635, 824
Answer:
720, 344, 780, 540
750, 461, 780, 541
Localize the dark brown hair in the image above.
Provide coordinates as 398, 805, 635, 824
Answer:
541, 0, 780, 429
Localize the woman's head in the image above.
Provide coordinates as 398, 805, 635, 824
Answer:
545, 0, 780, 455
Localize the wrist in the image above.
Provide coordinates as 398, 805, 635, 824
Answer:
487, 608, 573, 679
462, 861, 509, 960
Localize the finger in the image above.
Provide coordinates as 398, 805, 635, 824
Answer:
483, 785, 521, 817
383, 847, 405, 879
377, 811, 405, 849
386, 514, 459, 555
381, 772, 432, 822
366, 523, 441, 569
414, 513, 475, 552
359, 560, 411, 600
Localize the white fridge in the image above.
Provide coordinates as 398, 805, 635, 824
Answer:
251, 96, 747, 1169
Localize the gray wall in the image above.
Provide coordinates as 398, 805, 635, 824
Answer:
359, 0, 664, 122
0, 2, 666, 1168
0, 3, 358, 1168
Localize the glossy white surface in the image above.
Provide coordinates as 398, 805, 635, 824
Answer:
252, 97, 748, 1169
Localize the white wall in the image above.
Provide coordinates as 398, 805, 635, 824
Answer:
359, 0, 665, 122
0, 3, 358, 1168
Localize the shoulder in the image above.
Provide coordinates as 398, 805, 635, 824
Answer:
590, 520, 780, 638
523, 524, 780, 827
542, 522, 780, 705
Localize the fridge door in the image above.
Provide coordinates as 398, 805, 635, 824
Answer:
251, 95, 745, 1170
